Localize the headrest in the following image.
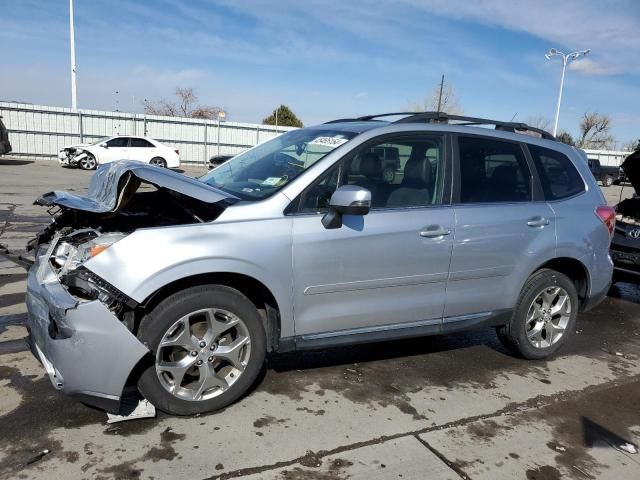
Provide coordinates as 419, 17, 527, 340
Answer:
360, 151, 382, 178
403, 155, 431, 186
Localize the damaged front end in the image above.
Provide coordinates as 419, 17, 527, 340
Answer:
25, 160, 238, 412
58, 145, 87, 166
611, 151, 640, 282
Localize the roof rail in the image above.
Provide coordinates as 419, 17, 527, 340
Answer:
324, 112, 556, 140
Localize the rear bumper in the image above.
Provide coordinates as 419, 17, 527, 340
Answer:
25, 248, 148, 412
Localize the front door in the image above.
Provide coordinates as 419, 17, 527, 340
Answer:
101, 136, 130, 164
289, 133, 454, 336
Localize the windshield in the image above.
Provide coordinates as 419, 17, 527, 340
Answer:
90, 136, 110, 146
200, 128, 357, 200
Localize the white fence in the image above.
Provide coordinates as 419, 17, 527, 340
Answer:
583, 149, 632, 168
0, 101, 295, 164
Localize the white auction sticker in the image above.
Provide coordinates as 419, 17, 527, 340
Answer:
308, 136, 349, 147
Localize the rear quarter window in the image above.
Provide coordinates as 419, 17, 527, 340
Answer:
528, 145, 585, 200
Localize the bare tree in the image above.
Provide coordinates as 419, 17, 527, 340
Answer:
409, 78, 463, 114
525, 116, 552, 132
143, 87, 223, 119
577, 112, 613, 149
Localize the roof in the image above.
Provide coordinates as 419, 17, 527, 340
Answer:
320, 112, 556, 141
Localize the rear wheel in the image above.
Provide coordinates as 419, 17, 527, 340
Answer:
79, 154, 97, 170
137, 285, 266, 415
150, 157, 167, 168
496, 269, 578, 359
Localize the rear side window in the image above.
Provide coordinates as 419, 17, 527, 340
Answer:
528, 145, 585, 200
130, 138, 154, 148
457, 136, 531, 203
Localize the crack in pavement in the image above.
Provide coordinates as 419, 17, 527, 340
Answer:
414, 434, 471, 480
0, 204, 17, 238
205, 374, 640, 480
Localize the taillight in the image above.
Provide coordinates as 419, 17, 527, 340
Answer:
595, 205, 615, 237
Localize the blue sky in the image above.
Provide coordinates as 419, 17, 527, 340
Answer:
1, 0, 639, 146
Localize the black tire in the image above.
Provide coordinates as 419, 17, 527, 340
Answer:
150, 157, 167, 168
79, 153, 97, 170
603, 176, 613, 187
137, 285, 266, 415
496, 269, 578, 360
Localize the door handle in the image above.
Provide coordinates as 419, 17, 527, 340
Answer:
527, 216, 550, 227
420, 225, 451, 238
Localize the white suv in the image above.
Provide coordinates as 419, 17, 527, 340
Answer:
58, 135, 180, 170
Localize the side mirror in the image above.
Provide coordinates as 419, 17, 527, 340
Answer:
322, 185, 371, 229
100, 143, 108, 148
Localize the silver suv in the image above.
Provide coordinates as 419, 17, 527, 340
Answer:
25, 112, 614, 415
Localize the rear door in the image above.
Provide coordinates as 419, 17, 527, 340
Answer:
129, 137, 155, 162
445, 134, 556, 319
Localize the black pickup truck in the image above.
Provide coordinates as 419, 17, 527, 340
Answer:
0, 116, 12, 156
588, 158, 623, 187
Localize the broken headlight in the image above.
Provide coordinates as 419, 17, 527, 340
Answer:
52, 231, 127, 276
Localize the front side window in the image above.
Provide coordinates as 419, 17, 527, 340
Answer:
294, 135, 445, 213
106, 137, 129, 148
528, 145, 585, 200
458, 136, 531, 203
200, 128, 357, 200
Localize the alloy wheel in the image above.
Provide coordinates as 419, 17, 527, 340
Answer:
525, 286, 571, 349
155, 308, 251, 402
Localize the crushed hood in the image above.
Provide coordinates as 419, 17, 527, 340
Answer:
621, 151, 640, 195
36, 160, 238, 213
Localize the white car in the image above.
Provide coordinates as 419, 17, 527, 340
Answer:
58, 136, 181, 170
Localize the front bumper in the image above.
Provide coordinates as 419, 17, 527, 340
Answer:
26, 247, 148, 412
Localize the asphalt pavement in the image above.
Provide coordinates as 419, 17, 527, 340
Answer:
1, 158, 639, 480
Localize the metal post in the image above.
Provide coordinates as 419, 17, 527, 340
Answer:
217, 117, 221, 155
143, 116, 148, 137
69, 0, 77, 111
552, 57, 567, 137
78, 111, 83, 143
256, 124, 260, 145
203, 122, 208, 168
437, 74, 444, 112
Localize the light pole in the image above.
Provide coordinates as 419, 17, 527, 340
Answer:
69, 0, 77, 111
545, 48, 590, 136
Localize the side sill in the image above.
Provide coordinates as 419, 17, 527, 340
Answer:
278, 309, 512, 352
70, 392, 121, 414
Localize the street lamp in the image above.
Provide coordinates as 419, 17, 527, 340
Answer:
545, 48, 590, 136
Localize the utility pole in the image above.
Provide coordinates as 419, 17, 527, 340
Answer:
275, 106, 279, 130
436, 74, 444, 112
69, 0, 77, 111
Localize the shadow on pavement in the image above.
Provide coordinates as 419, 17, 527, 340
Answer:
0, 160, 34, 166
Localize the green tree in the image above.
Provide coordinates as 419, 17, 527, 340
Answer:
556, 130, 576, 146
263, 105, 303, 128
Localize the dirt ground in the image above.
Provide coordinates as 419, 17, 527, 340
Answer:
1, 158, 639, 480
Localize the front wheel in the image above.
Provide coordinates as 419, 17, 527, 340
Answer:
603, 176, 614, 187
79, 154, 97, 170
137, 285, 266, 415
496, 269, 578, 359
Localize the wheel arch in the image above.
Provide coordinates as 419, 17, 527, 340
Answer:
140, 272, 282, 352
529, 257, 590, 309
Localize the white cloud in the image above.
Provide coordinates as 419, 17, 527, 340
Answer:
404, 0, 639, 75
